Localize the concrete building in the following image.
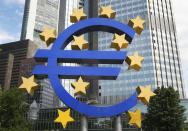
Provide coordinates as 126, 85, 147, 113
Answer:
21, 0, 60, 48
0, 40, 56, 108
0, 40, 37, 90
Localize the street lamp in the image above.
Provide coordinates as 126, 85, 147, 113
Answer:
28, 100, 39, 130
28, 100, 39, 121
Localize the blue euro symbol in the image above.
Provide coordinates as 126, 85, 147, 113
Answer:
33, 18, 138, 117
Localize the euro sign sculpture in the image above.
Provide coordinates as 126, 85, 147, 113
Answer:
18, 7, 156, 129
33, 17, 138, 117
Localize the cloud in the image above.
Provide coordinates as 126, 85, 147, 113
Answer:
0, 29, 19, 44
3, 0, 25, 5
173, 0, 188, 98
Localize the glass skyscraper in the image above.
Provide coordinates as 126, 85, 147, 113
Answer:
21, 0, 60, 48
97, 0, 185, 105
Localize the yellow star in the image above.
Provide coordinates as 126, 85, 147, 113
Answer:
71, 77, 90, 96
39, 27, 57, 47
70, 8, 87, 23
137, 85, 156, 105
111, 34, 129, 51
125, 52, 144, 71
19, 75, 38, 95
99, 6, 116, 19
54, 109, 74, 128
128, 16, 145, 35
128, 109, 142, 128
71, 35, 89, 50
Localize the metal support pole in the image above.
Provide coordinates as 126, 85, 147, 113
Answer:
114, 116, 122, 131
81, 115, 88, 131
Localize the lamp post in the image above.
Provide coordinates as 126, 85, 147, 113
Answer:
28, 100, 39, 130
0, 84, 2, 92
81, 115, 88, 131
114, 115, 122, 131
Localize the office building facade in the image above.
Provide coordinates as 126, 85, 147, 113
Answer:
21, 0, 62, 108
97, 0, 185, 105
21, 0, 60, 48
0, 40, 37, 90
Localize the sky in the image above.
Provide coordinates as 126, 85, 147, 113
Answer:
0, 0, 188, 97
0, 0, 25, 43
173, 0, 188, 97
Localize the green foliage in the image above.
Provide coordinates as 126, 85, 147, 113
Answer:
143, 87, 186, 131
184, 122, 188, 130
0, 88, 31, 131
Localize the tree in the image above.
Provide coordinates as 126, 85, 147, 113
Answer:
184, 122, 188, 130
0, 88, 31, 131
143, 87, 186, 131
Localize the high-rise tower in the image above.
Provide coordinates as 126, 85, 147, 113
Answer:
20, 0, 60, 109
97, 0, 185, 105
21, 0, 60, 48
